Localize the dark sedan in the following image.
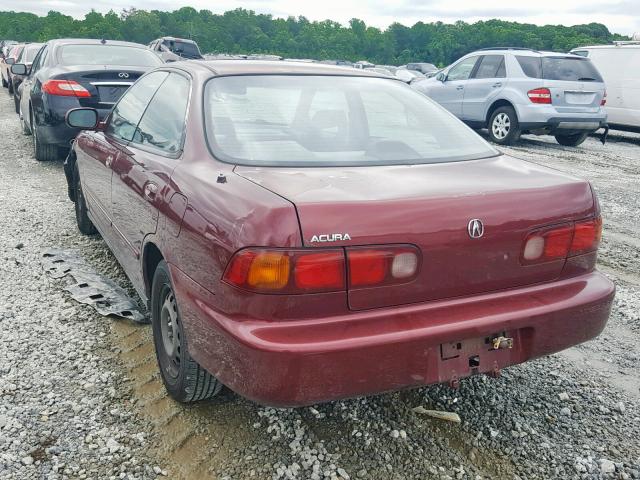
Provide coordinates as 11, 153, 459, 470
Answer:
12, 38, 163, 161
64, 61, 613, 407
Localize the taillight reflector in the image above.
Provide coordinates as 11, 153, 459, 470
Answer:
527, 87, 552, 104
42, 79, 91, 98
600, 90, 607, 106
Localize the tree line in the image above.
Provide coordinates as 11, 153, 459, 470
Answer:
0, 7, 628, 66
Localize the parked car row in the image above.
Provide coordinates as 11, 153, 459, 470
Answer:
5, 38, 163, 161
1, 38, 615, 408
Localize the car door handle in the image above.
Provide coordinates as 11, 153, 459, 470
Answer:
492, 82, 502, 87
144, 182, 158, 200
456, 85, 464, 90
105, 155, 113, 168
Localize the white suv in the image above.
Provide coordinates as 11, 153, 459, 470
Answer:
412, 47, 607, 146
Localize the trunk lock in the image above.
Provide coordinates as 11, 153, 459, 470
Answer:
491, 336, 514, 350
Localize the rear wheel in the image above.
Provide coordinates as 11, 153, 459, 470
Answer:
7, 78, 13, 94
1, 74, 7, 88
32, 114, 58, 162
13, 94, 20, 114
151, 261, 222, 403
73, 163, 97, 235
555, 132, 589, 147
488, 106, 521, 145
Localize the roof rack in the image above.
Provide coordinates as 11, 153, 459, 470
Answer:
613, 40, 640, 45
476, 47, 538, 52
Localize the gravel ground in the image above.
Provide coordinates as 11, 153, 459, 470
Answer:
0, 89, 639, 480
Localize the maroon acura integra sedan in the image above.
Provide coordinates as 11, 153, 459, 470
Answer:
63, 61, 614, 407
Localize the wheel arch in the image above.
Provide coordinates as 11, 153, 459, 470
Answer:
485, 99, 517, 126
143, 241, 165, 305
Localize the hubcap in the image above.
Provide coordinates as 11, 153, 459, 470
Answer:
492, 113, 511, 139
160, 290, 181, 379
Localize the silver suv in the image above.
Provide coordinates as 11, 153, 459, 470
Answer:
412, 47, 607, 146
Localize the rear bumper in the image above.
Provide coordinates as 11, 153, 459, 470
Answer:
173, 268, 614, 407
517, 106, 607, 134
36, 95, 111, 147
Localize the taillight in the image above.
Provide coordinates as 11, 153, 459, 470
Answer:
347, 246, 420, 288
223, 245, 421, 294
570, 217, 602, 256
527, 87, 552, 104
223, 248, 345, 294
600, 90, 607, 106
522, 217, 601, 265
42, 80, 91, 98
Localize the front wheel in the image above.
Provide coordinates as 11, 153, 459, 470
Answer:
13, 94, 20, 114
488, 106, 521, 146
555, 132, 589, 147
151, 261, 222, 403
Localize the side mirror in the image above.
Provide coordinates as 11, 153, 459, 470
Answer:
66, 108, 99, 130
436, 72, 446, 82
6, 57, 15, 65
10, 63, 27, 75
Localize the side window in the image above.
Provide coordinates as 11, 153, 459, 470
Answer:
572, 50, 589, 57
361, 90, 411, 137
473, 55, 505, 79
132, 73, 190, 154
105, 71, 168, 142
516, 56, 542, 78
446, 57, 479, 81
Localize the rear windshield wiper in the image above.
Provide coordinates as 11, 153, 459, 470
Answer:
577, 77, 597, 81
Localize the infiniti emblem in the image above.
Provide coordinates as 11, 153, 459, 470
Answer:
118, 72, 129, 78
468, 219, 484, 239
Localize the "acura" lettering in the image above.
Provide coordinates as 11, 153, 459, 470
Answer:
310, 233, 352, 243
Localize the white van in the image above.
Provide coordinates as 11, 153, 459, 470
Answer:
571, 41, 640, 132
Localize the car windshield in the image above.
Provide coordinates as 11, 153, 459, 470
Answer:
164, 40, 200, 58
516, 55, 603, 82
204, 75, 498, 167
22, 45, 43, 63
59, 45, 163, 67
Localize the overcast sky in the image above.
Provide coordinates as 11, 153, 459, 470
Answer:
5, 0, 640, 35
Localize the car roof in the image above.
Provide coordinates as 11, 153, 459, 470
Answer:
181, 60, 396, 78
47, 38, 150, 49
572, 44, 640, 50
157, 36, 197, 44
471, 48, 583, 58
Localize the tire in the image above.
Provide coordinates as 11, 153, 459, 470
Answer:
488, 106, 521, 145
151, 260, 222, 403
32, 114, 59, 162
73, 163, 97, 235
1, 74, 6, 88
13, 94, 20, 114
7, 79, 13, 94
555, 132, 589, 147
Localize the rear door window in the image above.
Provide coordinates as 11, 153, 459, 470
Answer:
473, 55, 506, 79
132, 73, 190, 155
516, 55, 603, 81
105, 71, 168, 142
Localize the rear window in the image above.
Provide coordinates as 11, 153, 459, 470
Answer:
204, 75, 498, 167
516, 55, 603, 81
59, 45, 163, 67
163, 40, 201, 59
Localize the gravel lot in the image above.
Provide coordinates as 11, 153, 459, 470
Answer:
1, 90, 639, 480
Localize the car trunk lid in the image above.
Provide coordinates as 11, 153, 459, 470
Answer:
235, 155, 595, 310
52, 65, 146, 109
